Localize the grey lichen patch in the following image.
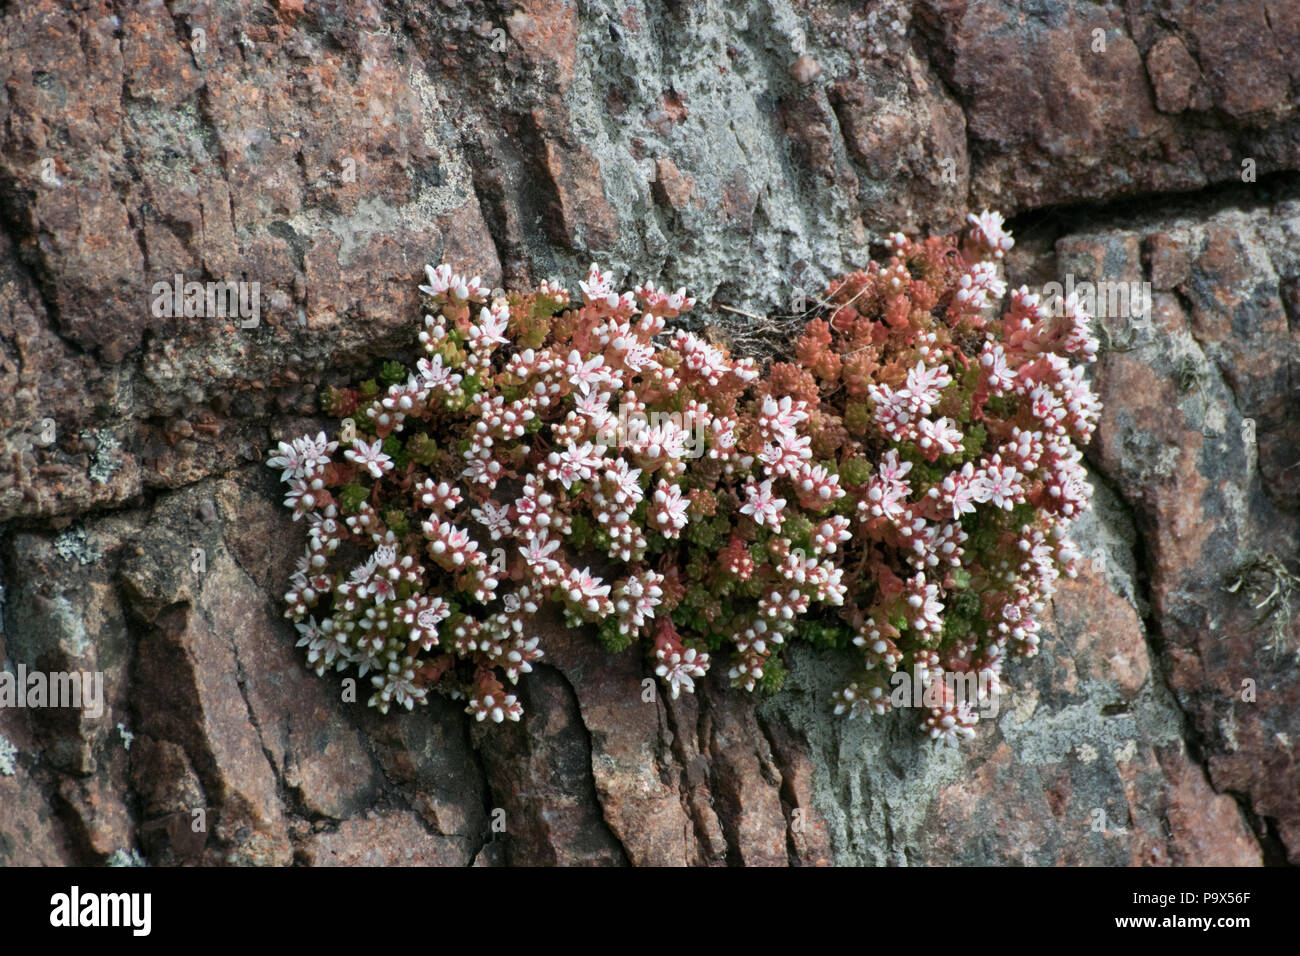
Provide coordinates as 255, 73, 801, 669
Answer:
50, 595, 93, 659
85, 429, 123, 485
279, 67, 478, 271
407, 65, 477, 217
558, 0, 874, 313
0, 733, 17, 776
996, 680, 1183, 767
105, 848, 147, 867
761, 644, 973, 866
124, 97, 215, 192
1069, 468, 1146, 618
54, 526, 102, 566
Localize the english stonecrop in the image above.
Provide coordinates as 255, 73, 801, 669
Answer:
269, 212, 1100, 746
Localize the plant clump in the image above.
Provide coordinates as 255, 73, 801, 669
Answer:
268, 211, 1100, 746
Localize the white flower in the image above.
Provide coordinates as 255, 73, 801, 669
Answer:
471, 500, 513, 540
293, 431, 337, 477
417, 354, 462, 391
472, 303, 509, 348
266, 440, 306, 482
651, 481, 689, 537
655, 646, 709, 699
579, 263, 614, 301
740, 478, 785, 528
967, 209, 1014, 259
519, 534, 561, 574
345, 438, 393, 478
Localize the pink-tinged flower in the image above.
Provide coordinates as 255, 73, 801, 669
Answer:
728, 645, 767, 692
812, 516, 852, 555
499, 633, 543, 682
1058, 291, 1099, 362
979, 341, 1015, 394
345, 438, 393, 479
1027, 385, 1067, 433
878, 448, 913, 484
954, 261, 1006, 311
740, 478, 786, 528
563, 566, 613, 614
757, 394, 809, 438
923, 681, 979, 748
614, 570, 664, 633
629, 416, 690, 467
471, 500, 513, 540
295, 618, 342, 673
418, 263, 454, 297
1058, 366, 1102, 439
635, 280, 695, 315
513, 478, 556, 532
566, 350, 615, 395
864, 449, 913, 522
454, 274, 486, 301
655, 645, 709, 698
710, 415, 737, 451
283, 477, 326, 519
915, 416, 963, 458
267, 440, 306, 482
974, 644, 1005, 701
604, 458, 644, 508
410, 596, 451, 648
651, 480, 689, 537
468, 690, 523, 723
1044, 444, 1092, 518
794, 461, 844, 504
369, 573, 396, 605
972, 457, 1023, 510
519, 534, 561, 575
672, 330, 730, 386
417, 354, 462, 392
967, 209, 1014, 259
547, 440, 605, 489
906, 573, 944, 632
415, 479, 463, 512
573, 389, 613, 430
904, 361, 953, 413
371, 662, 428, 713
930, 461, 982, 521
292, 431, 337, 477
833, 681, 891, 718
462, 452, 504, 488
618, 337, 655, 372
348, 555, 377, 586
422, 519, 484, 574
579, 263, 614, 302
760, 431, 812, 477
290, 553, 311, 592
471, 303, 509, 348
868, 382, 915, 440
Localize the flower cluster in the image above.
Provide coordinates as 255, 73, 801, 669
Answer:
269, 211, 1099, 746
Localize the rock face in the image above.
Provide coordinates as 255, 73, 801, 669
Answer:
1, 0, 1296, 866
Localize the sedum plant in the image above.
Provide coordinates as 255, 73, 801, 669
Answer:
268, 211, 1100, 746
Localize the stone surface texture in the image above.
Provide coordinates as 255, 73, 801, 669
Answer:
1, 0, 1296, 865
